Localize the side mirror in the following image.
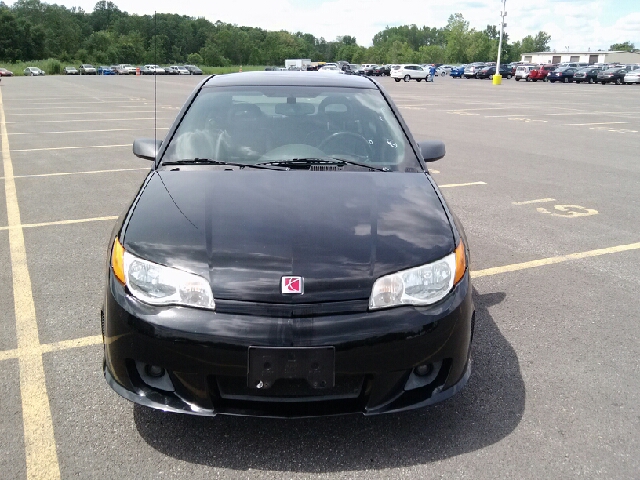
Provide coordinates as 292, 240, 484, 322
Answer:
418, 140, 445, 162
133, 138, 162, 160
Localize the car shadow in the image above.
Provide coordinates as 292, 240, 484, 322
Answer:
134, 288, 523, 472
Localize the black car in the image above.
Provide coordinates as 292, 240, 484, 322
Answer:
184, 64, 203, 75
373, 65, 391, 76
475, 64, 512, 79
597, 68, 628, 85
103, 72, 474, 418
573, 67, 602, 84
547, 67, 577, 83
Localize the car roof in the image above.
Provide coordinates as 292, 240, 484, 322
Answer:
203, 71, 378, 89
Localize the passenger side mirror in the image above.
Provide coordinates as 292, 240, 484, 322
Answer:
133, 138, 162, 160
418, 140, 446, 162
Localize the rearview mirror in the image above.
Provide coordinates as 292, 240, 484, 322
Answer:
418, 140, 445, 162
133, 138, 162, 160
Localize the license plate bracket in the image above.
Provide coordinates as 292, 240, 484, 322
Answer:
248, 347, 335, 390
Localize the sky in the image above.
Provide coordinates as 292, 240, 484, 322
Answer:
8, 0, 640, 51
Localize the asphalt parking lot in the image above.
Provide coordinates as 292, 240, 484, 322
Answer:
0, 74, 638, 479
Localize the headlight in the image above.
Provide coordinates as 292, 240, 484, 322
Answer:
369, 241, 466, 310
111, 238, 215, 309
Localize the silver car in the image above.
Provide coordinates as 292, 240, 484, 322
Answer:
624, 70, 640, 84
24, 67, 45, 76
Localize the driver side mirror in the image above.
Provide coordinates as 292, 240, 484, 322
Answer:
418, 140, 445, 162
133, 138, 162, 160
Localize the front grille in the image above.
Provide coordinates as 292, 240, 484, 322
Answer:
216, 375, 364, 402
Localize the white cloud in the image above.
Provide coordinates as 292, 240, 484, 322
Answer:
6, 0, 639, 50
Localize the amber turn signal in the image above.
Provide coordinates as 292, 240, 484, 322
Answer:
454, 240, 467, 285
111, 237, 125, 284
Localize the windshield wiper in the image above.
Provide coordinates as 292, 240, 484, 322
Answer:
162, 158, 289, 170
257, 157, 390, 172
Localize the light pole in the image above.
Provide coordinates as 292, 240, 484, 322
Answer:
494, 0, 507, 85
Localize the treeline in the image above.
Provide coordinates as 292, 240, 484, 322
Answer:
0, 0, 552, 66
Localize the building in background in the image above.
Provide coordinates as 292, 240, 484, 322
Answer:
521, 51, 640, 65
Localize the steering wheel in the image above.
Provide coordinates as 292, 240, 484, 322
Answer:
317, 132, 374, 159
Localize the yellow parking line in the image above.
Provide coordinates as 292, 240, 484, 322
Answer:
11, 144, 129, 152
40, 335, 103, 354
0, 216, 119, 231
512, 198, 555, 205
0, 336, 103, 362
439, 181, 486, 188
1, 85, 61, 479
472, 242, 640, 278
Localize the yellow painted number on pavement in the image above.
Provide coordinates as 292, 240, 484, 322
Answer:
536, 204, 598, 218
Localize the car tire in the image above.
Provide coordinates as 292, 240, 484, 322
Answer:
526, 77, 530, 82
588, 78, 594, 84
416, 78, 422, 82
564, 77, 569, 83
533, 79, 537, 82
515, 77, 520, 81
615, 78, 622, 85
394, 78, 400, 82
403, 75, 410, 82
507, 74, 512, 79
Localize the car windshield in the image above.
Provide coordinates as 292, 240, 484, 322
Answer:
161, 86, 419, 172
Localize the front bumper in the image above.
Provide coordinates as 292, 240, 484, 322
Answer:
103, 272, 474, 417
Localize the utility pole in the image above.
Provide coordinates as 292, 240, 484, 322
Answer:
494, 0, 507, 84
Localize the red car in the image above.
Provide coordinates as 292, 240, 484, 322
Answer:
0, 68, 14, 77
528, 65, 556, 82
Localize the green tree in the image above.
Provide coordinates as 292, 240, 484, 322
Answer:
610, 41, 635, 52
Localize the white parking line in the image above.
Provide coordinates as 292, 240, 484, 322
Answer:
439, 181, 486, 188
9, 127, 169, 135
3, 117, 172, 124
564, 122, 628, 126
0, 167, 150, 180
10, 111, 158, 116
11, 144, 129, 152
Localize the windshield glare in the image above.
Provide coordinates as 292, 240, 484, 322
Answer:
161, 86, 419, 171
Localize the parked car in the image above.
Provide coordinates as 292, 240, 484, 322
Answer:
98, 66, 116, 75
514, 65, 537, 81
24, 67, 45, 76
449, 65, 465, 78
573, 67, 603, 84
391, 64, 429, 82
103, 71, 474, 418
528, 65, 556, 82
437, 65, 453, 76
623, 69, 640, 84
362, 64, 377, 76
319, 65, 343, 74
373, 65, 390, 76
184, 64, 203, 75
115, 64, 136, 75
142, 64, 166, 75
167, 66, 190, 75
475, 64, 513, 79
463, 63, 485, 78
597, 68, 628, 85
79, 64, 97, 75
0, 68, 14, 77
547, 67, 578, 83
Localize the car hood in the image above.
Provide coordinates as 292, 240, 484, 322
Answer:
122, 170, 455, 303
